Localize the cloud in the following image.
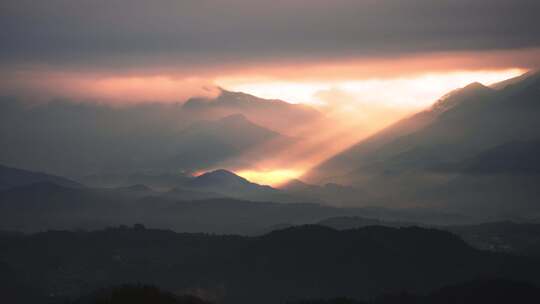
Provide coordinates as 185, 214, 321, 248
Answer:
1, 0, 539, 72
1, 1, 539, 104
0, 69, 220, 103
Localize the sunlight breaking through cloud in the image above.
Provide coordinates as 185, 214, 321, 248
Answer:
219, 69, 524, 109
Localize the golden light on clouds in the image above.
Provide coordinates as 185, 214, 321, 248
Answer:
3, 48, 537, 105
218, 69, 525, 109
1, 70, 220, 103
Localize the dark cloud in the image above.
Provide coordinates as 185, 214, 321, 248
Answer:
1, 0, 539, 71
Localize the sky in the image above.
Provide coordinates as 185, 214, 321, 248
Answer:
1, 0, 540, 185
1, 0, 539, 103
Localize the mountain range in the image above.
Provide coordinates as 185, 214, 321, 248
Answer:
0, 89, 318, 179
0, 164, 476, 234
183, 89, 321, 135
1, 71, 539, 223
0, 164, 82, 191
304, 71, 540, 219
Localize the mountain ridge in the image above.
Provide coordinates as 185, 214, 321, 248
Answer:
0, 164, 83, 191
303, 71, 540, 219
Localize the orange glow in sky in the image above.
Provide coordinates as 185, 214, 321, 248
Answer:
217, 68, 526, 186
217, 69, 524, 109
235, 169, 303, 187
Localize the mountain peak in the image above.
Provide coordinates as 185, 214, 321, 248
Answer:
218, 89, 253, 100
462, 82, 488, 91
184, 88, 292, 109
431, 81, 493, 114
189, 169, 250, 187
203, 169, 240, 178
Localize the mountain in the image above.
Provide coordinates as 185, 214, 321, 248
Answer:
305, 81, 496, 185
0, 164, 82, 191
0, 98, 190, 177
0, 178, 320, 233
2, 225, 539, 304
81, 171, 192, 189
0, 182, 124, 232
490, 69, 539, 90
458, 139, 540, 175
280, 179, 369, 206
0, 91, 313, 179
173, 169, 306, 203
166, 114, 293, 171
112, 184, 158, 198
304, 71, 540, 219
0, 173, 474, 234
185, 169, 255, 189
183, 89, 322, 135
164, 186, 223, 201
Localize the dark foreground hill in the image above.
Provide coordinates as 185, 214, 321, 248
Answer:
1, 226, 539, 304
292, 279, 540, 304
69, 285, 211, 304
317, 217, 540, 256
65, 279, 540, 304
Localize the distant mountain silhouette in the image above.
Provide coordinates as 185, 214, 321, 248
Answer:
304, 71, 540, 219
0, 182, 117, 231
0, 168, 474, 233
0, 178, 321, 233
112, 184, 158, 199
169, 169, 308, 203
116, 184, 154, 192
166, 114, 293, 171
0, 91, 315, 179
280, 179, 369, 206
183, 89, 321, 135
305, 81, 496, 185
187, 169, 252, 188
81, 171, 191, 189
0, 164, 82, 191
